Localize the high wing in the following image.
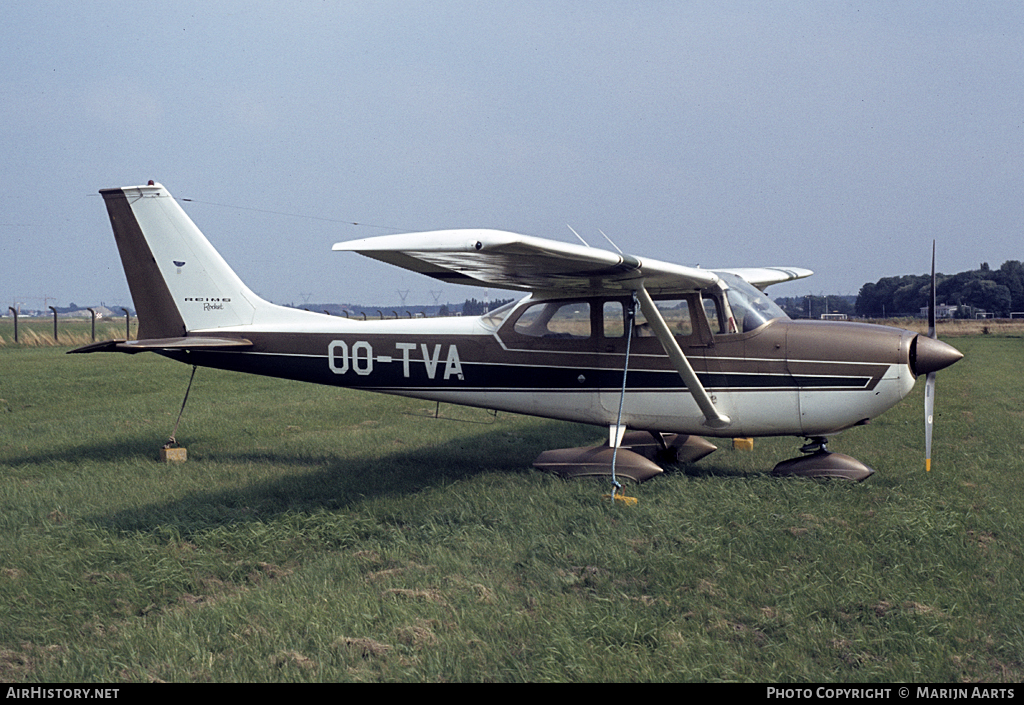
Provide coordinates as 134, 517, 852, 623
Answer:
712, 267, 815, 291
333, 229, 813, 431
332, 230, 720, 296
333, 230, 811, 295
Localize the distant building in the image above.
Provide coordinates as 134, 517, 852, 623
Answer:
919, 304, 958, 319
62, 306, 117, 318
89, 306, 116, 319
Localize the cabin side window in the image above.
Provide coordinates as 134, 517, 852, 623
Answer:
513, 301, 592, 339
502, 293, 717, 349
603, 295, 704, 343
603, 301, 625, 338
634, 298, 694, 338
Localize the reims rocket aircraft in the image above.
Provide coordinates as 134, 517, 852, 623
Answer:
74, 182, 963, 482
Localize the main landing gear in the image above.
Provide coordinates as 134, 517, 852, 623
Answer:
532, 431, 718, 483
533, 433, 876, 483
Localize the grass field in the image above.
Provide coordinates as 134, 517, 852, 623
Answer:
1, 329, 1022, 682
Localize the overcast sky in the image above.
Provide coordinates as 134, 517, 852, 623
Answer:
2, 1, 1021, 311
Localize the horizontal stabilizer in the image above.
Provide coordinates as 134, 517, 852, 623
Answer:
69, 337, 253, 355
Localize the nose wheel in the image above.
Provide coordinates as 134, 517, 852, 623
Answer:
799, 436, 830, 455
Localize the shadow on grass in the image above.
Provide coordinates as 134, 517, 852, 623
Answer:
670, 461, 765, 480
2, 435, 176, 467
82, 419, 603, 537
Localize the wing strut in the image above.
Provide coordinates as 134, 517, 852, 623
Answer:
634, 285, 732, 429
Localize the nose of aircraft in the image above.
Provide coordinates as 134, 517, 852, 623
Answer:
911, 335, 964, 376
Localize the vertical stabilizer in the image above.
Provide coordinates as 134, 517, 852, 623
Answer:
101, 182, 265, 337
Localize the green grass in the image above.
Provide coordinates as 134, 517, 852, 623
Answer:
1, 334, 1022, 682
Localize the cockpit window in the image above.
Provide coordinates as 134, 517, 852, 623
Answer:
716, 272, 789, 332
702, 296, 724, 334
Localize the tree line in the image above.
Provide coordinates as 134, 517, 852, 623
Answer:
855, 260, 1024, 318
447, 297, 516, 316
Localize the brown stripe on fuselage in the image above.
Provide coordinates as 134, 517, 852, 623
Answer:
166, 317, 903, 394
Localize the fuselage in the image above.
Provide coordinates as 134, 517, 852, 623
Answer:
87, 181, 962, 448
161, 294, 922, 440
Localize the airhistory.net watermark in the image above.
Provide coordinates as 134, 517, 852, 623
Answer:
6, 689, 119, 700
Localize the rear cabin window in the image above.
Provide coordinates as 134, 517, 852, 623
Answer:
513, 302, 591, 339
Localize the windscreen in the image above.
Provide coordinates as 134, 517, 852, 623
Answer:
718, 272, 789, 332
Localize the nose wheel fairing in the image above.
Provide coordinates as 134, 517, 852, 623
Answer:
770, 437, 875, 482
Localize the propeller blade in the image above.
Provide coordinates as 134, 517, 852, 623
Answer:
925, 371, 935, 472
925, 240, 936, 471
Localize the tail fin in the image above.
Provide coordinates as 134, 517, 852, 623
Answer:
101, 182, 266, 337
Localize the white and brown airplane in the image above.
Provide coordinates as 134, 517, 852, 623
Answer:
73, 182, 963, 482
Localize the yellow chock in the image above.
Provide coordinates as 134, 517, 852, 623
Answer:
603, 494, 639, 506
160, 446, 188, 463
733, 437, 754, 451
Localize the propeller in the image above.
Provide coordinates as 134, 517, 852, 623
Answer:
925, 241, 936, 471
910, 257, 962, 471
